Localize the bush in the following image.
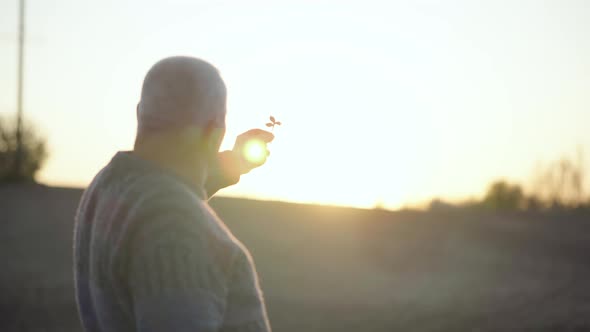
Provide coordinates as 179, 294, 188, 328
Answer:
0, 115, 48, 182
483, 180, 526, 211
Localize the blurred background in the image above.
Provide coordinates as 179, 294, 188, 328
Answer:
1, 0, 589, 331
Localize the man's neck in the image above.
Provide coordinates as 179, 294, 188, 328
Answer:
132, 146, 208, 195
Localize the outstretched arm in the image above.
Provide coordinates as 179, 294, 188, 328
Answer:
205, 129, 274, 198
205, 150, 242, 197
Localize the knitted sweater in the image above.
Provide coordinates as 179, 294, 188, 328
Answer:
73, 151, 271, 332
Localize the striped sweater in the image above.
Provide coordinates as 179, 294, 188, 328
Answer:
73, 151, 271, 332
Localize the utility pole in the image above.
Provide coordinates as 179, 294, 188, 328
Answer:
15, 0, 25, 178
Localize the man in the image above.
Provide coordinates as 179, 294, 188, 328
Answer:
73, 56, 273, 332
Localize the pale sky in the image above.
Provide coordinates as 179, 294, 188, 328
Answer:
1, 0, 589, 209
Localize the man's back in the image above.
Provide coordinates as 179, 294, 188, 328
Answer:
73, 151, 270, 332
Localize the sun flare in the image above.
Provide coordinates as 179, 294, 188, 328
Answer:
243, 139, 267, 164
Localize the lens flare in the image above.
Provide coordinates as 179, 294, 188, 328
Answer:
243, 139, 267, 164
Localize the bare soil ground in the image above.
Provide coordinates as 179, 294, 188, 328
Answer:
1, 184, 590, 331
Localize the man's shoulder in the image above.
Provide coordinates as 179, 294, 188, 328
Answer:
115, 173, 240, 270
82, 152, 201, 217
122, 172, 233, 241
128, 173, 200, 211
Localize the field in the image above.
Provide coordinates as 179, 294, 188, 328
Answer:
1, 183, 590, 331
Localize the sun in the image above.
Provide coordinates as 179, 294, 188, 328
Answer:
243, 139, 267, 164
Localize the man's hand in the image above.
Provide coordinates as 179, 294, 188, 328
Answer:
231, 129, 275, 175
205, 129, 274, 198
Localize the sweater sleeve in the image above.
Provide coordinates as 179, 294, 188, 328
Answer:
126, 211, 236, 332
205, 151, 241, 198
219, 250, 271, 332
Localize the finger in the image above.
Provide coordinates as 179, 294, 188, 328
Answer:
239, 129, 275, 143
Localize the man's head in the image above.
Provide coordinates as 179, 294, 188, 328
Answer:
135, 56, 227, 163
